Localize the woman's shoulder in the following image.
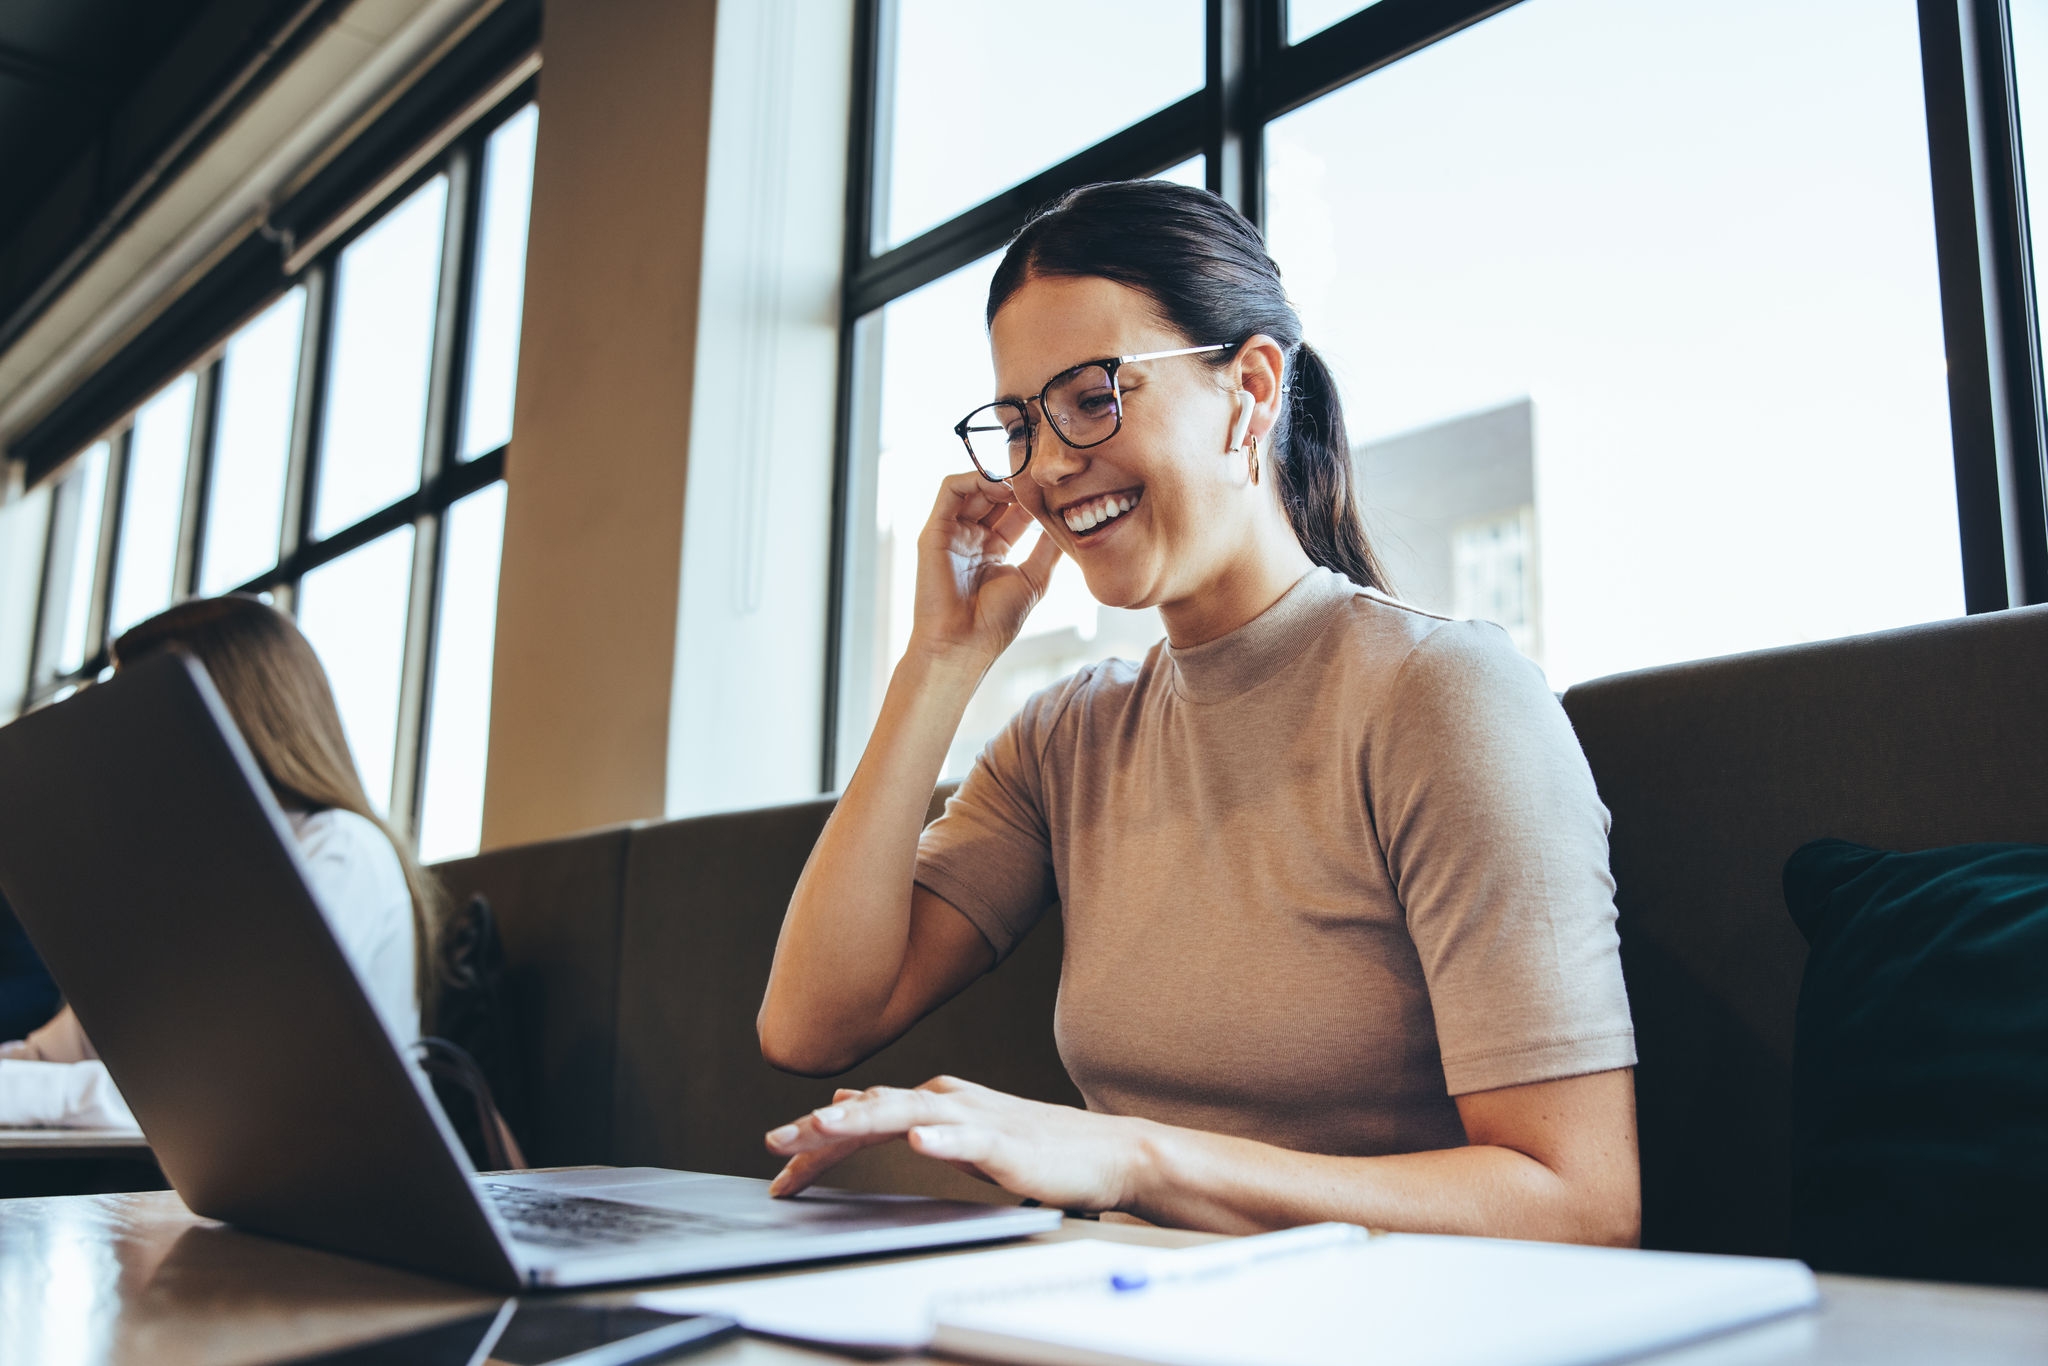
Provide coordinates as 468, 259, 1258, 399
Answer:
289, 805, 386, 851
1310, 586, 1573, 776
994, 651, 1155, 762
1032, 647, 1163, 712
287, 808, 408, 891
1328, 581, 1541, 682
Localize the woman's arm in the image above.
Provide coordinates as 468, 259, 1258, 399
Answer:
763, 1069, 1640, 1246
0, 1004, 96, 1063
757, 473, 1060, 1076
756, 652, 994, 1075
1125, 1069, 1639, 1243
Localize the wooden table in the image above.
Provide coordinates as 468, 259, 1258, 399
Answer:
2, 1189, 2045, 1366
0, 1127, 150, 1159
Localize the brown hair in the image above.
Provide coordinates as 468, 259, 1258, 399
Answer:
111, 595, 444, 1009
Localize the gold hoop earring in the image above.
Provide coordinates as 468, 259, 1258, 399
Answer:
1247, 434, 1262, 486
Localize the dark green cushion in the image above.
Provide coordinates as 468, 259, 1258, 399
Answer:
1783, 839, 2048, 1287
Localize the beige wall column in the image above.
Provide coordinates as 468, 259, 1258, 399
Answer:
481, 0, 717, 848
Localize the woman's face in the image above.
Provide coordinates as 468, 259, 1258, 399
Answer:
989, 275, 1276, 614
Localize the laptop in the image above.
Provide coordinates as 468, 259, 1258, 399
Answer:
0, 652, 1059, 1290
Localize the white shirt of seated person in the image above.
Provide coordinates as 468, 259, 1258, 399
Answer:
0, 806, 418, 1127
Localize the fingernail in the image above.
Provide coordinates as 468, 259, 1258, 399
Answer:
767, 1125, 798, 1146
913, 1126, 951, 1154
814, 1105, 846, 1125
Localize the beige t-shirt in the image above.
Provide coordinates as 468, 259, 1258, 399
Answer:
915, 567, 1636, 1159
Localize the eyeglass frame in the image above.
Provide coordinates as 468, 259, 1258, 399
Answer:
952, 342, 1238, 482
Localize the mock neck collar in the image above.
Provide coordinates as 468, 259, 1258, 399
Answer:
1164, 567, 1353, 702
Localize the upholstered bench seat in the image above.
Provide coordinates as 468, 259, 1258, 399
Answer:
437, 603, 2048, 1253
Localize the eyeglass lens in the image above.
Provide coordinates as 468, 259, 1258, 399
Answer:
960, 362, 1122, 479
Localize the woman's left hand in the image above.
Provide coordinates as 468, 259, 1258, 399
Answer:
764, 1075, 1146, 1211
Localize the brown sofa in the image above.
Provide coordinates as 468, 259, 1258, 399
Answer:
435, 603, 2048, 1254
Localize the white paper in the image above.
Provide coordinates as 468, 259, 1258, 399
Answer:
638, 1237, 1157, 1351
934, 1233, 1821, 1366
0, 1060, 139, 1129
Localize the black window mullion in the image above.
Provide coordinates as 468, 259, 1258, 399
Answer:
1917, 0, 2048, 610
174, 359, 221, 600
844, 94, 1208, 318
276, 263, 334, 616
1975, 0, 2048, 603
1261, 0, 1525, 122
391, 510, 444, 829
227, 445, 503, 598
861, 0, 899, 263
823, 0, 890, 790
825, 313, 887, 792
88, 427, 131, 665
1208, 0, 1263, 225
419, 146, 480, 488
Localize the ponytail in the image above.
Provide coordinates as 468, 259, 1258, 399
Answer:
989, 179, 1390, 594
1276, 343, 1386, 591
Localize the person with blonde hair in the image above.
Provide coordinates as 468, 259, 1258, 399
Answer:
0, 595, 440, 1125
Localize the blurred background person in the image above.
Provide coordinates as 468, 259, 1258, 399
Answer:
0, 595, 441, 1126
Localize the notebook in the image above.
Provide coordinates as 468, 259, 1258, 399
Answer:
931, 1225, 1821, 1366
643, 1222, 1819, 1364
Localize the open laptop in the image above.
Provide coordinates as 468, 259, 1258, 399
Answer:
0, 652, 1058, 1290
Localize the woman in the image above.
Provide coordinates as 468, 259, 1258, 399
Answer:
757, 181, 1639, 1243
0, 596, 438, 1121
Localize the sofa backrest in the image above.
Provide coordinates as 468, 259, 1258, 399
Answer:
1560, 603, 2048, 1256
441, 604, 2048, 1246
434, 784, 1076, 1201
432, 825, 633, 1166
606, 791, 1076, 1201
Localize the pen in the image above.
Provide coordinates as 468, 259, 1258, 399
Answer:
1106, 1221, 1370, 1293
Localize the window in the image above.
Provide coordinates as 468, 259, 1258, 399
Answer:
877, 0, 1205, 248
2012, 0, 2048, 385
463, 105, 540, 462
15, 93, 538, 859
833, 0, 2048, 786
199, 289, 304, 597
314, 177, 448, 540
36, 440, 111, 682
417, 481, 508, 862
297, 527, 417, 817
0, 483, 51, 721
107, 375, 199, 638
1265, 0, 1959, 685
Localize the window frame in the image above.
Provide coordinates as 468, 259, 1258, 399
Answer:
15, 77, 536, 838
826, 0, 2048, 788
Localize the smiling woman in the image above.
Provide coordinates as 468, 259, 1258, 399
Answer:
756, 182, 1641, 1245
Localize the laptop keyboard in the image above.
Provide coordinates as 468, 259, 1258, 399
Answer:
480, 1182, 768, 1250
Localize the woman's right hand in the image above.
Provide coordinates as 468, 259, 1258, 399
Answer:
908, 472, 1061, 669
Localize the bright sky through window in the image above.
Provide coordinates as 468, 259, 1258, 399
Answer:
201, 289, 304, 595
315, 178, 447, 539
1264, 0, 1960, 687
881, 0, 1203, 247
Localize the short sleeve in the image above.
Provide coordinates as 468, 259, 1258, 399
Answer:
914, 678, 1075, 962
1368, 621, 1636, 1095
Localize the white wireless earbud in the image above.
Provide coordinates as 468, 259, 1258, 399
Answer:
1228, 391, 1256, 453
